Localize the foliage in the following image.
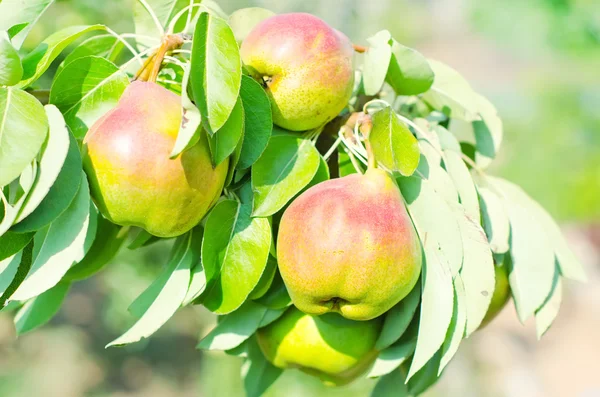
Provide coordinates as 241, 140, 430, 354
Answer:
0, 1, 586, 396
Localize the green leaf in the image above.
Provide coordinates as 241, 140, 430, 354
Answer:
237, 75, 273, 170
375, 283, 420, 350
50, 56, 129, 139
455, 208, 495, 336
11, 129, 82, 233
478, 185, 510, 254
58, 35, 124, 74
197, 301, 268, 350
417, 140, 459, 206
249, 255, 278, 300
18, 25, 106, 89
170, 65, 202, 158
489, 177, 556, 323
242, 335, 283, 397
191, 11, 242, 134
14, 281, 69, 335
201, 200, 271, 314
64, 216, 126, 282
370, 106, 420, 176
0, 31, 23, 85
251, 135, 321, 217
0, 0, 55, 49
386, 40, 434, 96
371, 368, 411, 397
399, 175, 462, 277
439, 275, 467, 373
0, 232, 33, 262
13, 105, 69, 224
228, 7, 275, 43
472, 94, 503, 169
535, 265, 562, 339
10, 172, 91, 301
421, 60, 480, 122
407, 350, 442, 395
0, 164, 37, 236
0, 87, 48, 187
362, 30, 392, 96
209, 97, 244, 166
133, 0, 185, 37
0, 241, 33, 306
127, 229, 155, 250
368, 323, 417, 378
107, 229, 199, 347
182, 228, 206, 306
254, 270, 291, 310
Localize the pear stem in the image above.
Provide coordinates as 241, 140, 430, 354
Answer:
352, 43, 368, 53
135, 34, 185, 83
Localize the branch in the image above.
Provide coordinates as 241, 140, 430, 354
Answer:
353, 43, 367, 53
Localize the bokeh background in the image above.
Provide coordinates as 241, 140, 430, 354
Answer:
1, 0, 599, 396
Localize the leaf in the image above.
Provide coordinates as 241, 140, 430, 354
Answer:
371, 368, 411, 397
133, 0, 184, 37
197, 301, 268, 350
375, 283, 421, 350
456, 208, 495, 336
209, 97, 244, 166
369, 106, 420, 176
0, 241, 33, 306
0, 31, 23, 85
170, 65, 202, 158
0, 87, 48, 187
201, 200, 271, 314
64, 216, 126, 282
0, 232, 33, 262
107, 229, 199, 347
489, 177, 556, 323
421, 60, 480, 122
478, 186, 510, 254
58, 35, 124, 74
50, 56, 129, 139
13, 105, 69, 223
10, 172, 91, 302
18, 25, 106, 89
249, 255, 278, 300
242, 335, 283, 397
237, 75, 272, 170
251, 135, 321, 217
472, 94, 503, 169
228, 7, 275, 43
399, 176, 462, 277
362, 30, 392, 96
190, 11, 242, 134
407, 350, 442, 395
535, 265, 562, 339
182, 244, 207, 307
254, 270, 291, 310
0, 164, 37, 236
438, 275, 467, 373
14, 281, 69, 335
368, 326, 417, 378
386, 40, 434, 96
11, 129, 82, 233
0, 0, 55, 49
0, 252, 22, 297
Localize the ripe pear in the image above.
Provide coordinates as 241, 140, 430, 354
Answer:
480, 260, 511, 327
257, 306, 382, 386
240, 13, 354, 131
277, 167, 422, 321
83, 81, 228, 238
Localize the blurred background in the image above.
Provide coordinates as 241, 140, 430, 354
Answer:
1, 0, 599, 396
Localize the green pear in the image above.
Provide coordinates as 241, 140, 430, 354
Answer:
480, 259, 511, 328
240, 13, 354, 131
83, 81, 228, 238
257, 306, 382, 386
277, 168, 422, 321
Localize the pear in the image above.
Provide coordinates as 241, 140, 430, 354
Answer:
240, 13, 354, 131
257, 306, 382, 386
277, 167, 422, 321
83, 81, 228, 238
480, 259, 511, 328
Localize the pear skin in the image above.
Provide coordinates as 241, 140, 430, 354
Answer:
257, 306, 382, 386
240, 13, 354, 131
83, 81, 228, 238
277, 168, 422, 321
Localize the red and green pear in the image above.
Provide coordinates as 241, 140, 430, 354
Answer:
277, 167, 422, 321
240, 13, 355, 131
83, 81, 228, 238
257, 306, 382, 386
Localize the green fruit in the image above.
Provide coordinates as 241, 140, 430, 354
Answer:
257, 306, 382, 386
83, 81, 228, 238
480, 260, 511, 328
277, 168, 422, 321
240, 13, 354, 131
